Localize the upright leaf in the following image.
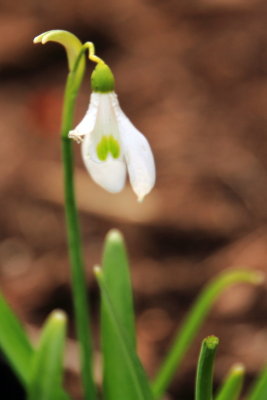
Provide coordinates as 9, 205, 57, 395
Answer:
195, 336, 219, 400
0, 293, 33, 386
216, 364, 244, 400
95, 265, 153, 400
28, 310, 67, 400
101, 230, 136, 400
247, 365, 267, 400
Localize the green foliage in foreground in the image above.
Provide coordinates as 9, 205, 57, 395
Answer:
0, 230, 266, 400
27, 310, 68, 400
195, 336, 219, 400
215, 363, 245, 400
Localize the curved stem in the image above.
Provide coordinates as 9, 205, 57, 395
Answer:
84, 41, 105, 64
72, 42, 104, 75
61, 73, 97, 400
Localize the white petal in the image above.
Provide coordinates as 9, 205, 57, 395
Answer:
115, 107, 156, 201
82, 132, 126, 193
88, 92, 121, 162
68, 92, 100, 143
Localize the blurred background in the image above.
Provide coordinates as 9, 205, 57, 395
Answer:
1, 0, 267, 398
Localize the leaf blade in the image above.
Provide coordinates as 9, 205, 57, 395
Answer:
195, 336, 219, 400
247, 365, 267, 400
215, 364, 245, 400
28, 310, 67, 400
95, 265, 153, 400
101, 230, 137, 400
0, 293, 33, 386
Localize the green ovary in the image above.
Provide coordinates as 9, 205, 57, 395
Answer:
96, 135, 120, 161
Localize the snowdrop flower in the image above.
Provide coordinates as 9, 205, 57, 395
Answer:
69, 62, 155, 201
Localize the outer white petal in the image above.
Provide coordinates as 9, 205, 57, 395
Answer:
82, 131, 126, 193
68, 92, 100, 143
115, 106, 156, 201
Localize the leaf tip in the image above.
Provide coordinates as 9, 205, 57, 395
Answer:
204, 335, 219, 350
50, 309, 67, 324
106, 229, 124, 244
93, 264, 102, 277
230, 363, 245, 375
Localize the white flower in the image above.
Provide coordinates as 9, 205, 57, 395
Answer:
69, 92, 156, 201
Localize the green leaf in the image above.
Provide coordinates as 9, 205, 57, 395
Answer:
28, 310, 67, 400
215, 364, 244, 400
152, 269, 263, 399
0, 293, 33, 386
94, 264, 153, 400
247, 365, 267, 400
101, 230, 136, 400
195, 336, 219, 400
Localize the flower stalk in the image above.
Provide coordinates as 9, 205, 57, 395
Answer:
61, 74, 97, 400
34, 30, 98, 400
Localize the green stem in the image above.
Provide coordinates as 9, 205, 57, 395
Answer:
61, 73, 97, 400
195, 336, 219, 400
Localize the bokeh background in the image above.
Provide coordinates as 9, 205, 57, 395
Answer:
1, 0, 267, 398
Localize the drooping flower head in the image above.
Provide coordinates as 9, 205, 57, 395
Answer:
69, 56, 156, 202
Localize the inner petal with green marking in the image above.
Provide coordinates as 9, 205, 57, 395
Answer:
96, 135, 121, 161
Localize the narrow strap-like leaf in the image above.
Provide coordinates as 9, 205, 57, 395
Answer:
195, 336, 219, 400
95, 266, 153, 400
152, 269, 263, 399
28, 310, 67, 400
0, 293, 33, 386
101, 230, 136, 400
215, 364, 244, 400
247, 365, 267, 400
